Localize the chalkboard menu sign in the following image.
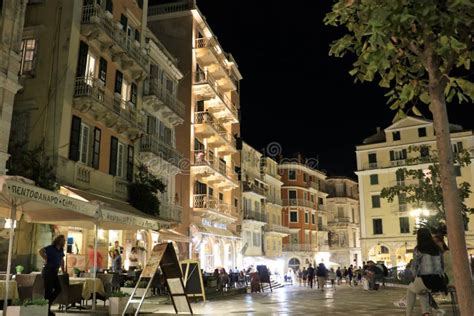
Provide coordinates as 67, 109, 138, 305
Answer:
181, 259, 206, 301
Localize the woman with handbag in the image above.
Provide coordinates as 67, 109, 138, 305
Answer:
405, 228, 447, 316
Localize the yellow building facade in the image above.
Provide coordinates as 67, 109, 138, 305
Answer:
356, 116, 474, 268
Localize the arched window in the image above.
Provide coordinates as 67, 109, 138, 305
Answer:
288, 258, 300, 271
380, 245, 389, 254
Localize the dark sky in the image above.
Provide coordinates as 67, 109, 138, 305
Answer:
191, 1, 474, 177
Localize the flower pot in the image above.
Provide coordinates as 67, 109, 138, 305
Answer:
6, 305, 48, 316
108, 296, 129, 315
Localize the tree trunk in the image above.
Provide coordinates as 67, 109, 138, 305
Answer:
428, 63, 473, 315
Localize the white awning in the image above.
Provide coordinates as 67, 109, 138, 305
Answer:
193, 224, 240, 239
158, 229, 191, 243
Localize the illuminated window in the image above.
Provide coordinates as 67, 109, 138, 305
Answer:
20, 39, 37, 75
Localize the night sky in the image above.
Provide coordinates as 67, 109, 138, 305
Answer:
178, 1, 474, 177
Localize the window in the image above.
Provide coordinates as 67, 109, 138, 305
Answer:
311, 213, 315, 224
373, 219, 383, 235
454, 165, 461, 177
116, 142, 125, 178
166, 79, 174, 93
399, 217, 410, 234
390, 149, 407, 161
420, 146, 430, 158
91, 127, 101, 169
85, 52, 97, 79
126, 145, 134, 181
121, 78, 131, 103
130, 83, 138, 106
120, 14, 128, 31
318, 197, 324, 205
337, 207, 344, 218
368, 153, 377, 163
288, 190, 297, 200
288, 169, 296, 180
289, 210, 298, 223
114, 70, 123, 94
105, 0, 113, 13
69, 116, 82, 161
304, 211, 309, 224
371, 195, 381, 208
20, 39, 37, 75
253, 232, 261, 247
303, 173, 307, 182
98, 57, 107, 83
453, 141, 463, 153
234, 198, 238, 208
79, 122, 90, 164
370, 174, 379, 185
418, 127, 427, 137
392, 131, 401, 141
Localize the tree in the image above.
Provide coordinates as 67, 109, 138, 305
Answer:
380, 146, 473, 236
325, 1, 474, 312
128, 163, 166, 216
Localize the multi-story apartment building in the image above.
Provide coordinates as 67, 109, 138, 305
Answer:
355, 116, 474, 268
279, 158, 329, 273
326, 177, 361, 267
0, 0, 27, 174
148, 0, 243, 272
7, 0, 189, 269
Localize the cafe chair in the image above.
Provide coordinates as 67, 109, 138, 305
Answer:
97, 273, 114, 306
54, 274, 83, 311
16, 274, 44, 301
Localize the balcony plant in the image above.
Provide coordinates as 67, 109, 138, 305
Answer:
128, 163, 166, 216
7, 299, 48, 316
108, 291, 130, 315
15, 265, 24, 275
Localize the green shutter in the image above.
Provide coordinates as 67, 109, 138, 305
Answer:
126, 145, 134, 181
109, 136, 118, 175
68, 116, 81, 161
92, 127, 101, 169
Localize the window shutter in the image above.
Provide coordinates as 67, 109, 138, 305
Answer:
130, 82, 137, 105
402, 149, 407, 159
134, 29, 140, 42
76, 41, 89, 78
120, 14, 128, 31
114, 70, 123, 94
69, 116, 82, 161
389, 150, 395, 161
92, 127, 101, 169
105, 0, 113, 12
126, 145, 134, 181
99, 57, 107, 83
109, 136, 118, 175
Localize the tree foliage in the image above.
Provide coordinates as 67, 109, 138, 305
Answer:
7, 141, 58, 191
325, 0, 474, 119
380, 146, 473, 236
128, 163, 166, 216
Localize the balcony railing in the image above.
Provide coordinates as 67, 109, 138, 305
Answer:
74, 77, 143, 128
159, 202, 182, 222
140, 135, 183, 168
243, 209, 267, 222
192, 150, 237, 183
282, 244, 317, 252
266, 195, 283, 205
145, 79, 185, 119
264, 224, 290, 235
360, 157, 436, 171
318, 225, 328, 231
390, 203, 409, 214
148, 1, 194, 15
192, 194, 235, 215
307, 181, 320, 190
328, 217, 352, 225
242, 182, 266, 196
194, 111, 236, 147
194, 70, 238, 119
282, 199, 315, 209
81, 4, 148, 71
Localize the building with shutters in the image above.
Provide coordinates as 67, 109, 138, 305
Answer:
326, 177, 361, 267
148, 0, 243, 272
6, 0, 191, 270
355, 116, 474, 268
0, 0, 27, 175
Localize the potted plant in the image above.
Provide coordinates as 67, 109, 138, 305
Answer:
15, 265, 24, 275
120, 280, 151, 298
108, 291, 130, 315
73, 267, 81, 277
6, 299, 48, 316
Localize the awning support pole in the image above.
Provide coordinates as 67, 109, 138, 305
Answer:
4, 203, 16, 312
92, 223, 98, 311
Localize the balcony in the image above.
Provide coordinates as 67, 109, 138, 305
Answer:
318, 225, 328, 232
264, 224, 290, 236
143, 79, 185, 126
390, 203, 410, 215
194, 38, 239, 91
148, 1, 194, 16
192, 194, 237, 224
282, 199, 315, 209
194, 112, 237, 154
266, 195, 283, 206
360, 157, 436, 171
139, 135, 183, 172
242, 182, 267, 198
80, 4, 148, 75
194, 70, 238, 123
328, 216, 352, 226
191, 150, 239, 189
159, 202, 182, 223
307, 181, 320, 191
243, 209, 267, 223
73, 77, 144, 139
282, 244, 317, 252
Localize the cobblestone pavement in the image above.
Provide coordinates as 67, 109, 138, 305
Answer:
139, 284, 456, 315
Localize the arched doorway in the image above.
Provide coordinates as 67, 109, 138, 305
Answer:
288, 257, 301, 272
395, 245, 413, 268
368, 245, 391, 264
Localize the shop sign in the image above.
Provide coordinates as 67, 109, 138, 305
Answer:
101, 209, 159, 230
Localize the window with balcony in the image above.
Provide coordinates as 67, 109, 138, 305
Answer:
114, 70, 123, 94
390, 149, 407, 162
370, 174, 379, 185
418, 127, 427, 137
400, 217, 410, 233
371, 195, 381, 208
98, 57, 107, 83
420, 146, 430, 158
194, 181, 207, 195
85, 52, 97, 79
91, 127, 101, 169
79, 122, 90, 165
392, 131, 401, 141
19, 38, 38, 75
288, 169, 296, 180
311, 213, 315, 224
288, 190, 297, 200
109, 136, 126, 178
368, 153, 377, 167
304, 211, 309, 224
318, 197, 324, 205
373, 218, 383, 235
289, 210, 298, 223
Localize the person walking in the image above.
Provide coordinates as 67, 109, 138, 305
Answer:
39, 235, 66, 316
307, 264, 315, 289
348, 265, 354, 286
336, 267, 342, 285
404, 228, 447, 316
302, 267, 308, 287
87, 244, 103, 273
328, 268, 336, 288
316, 263, 328, 291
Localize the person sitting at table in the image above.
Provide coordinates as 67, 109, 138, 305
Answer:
87, 245, 103, 273
39, 234, 66, 316
111, 249, 122, 273
128, 247, 140, 271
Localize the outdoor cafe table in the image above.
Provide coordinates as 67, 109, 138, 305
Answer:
0, 280, 19, 300
69, 277, 105, 300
